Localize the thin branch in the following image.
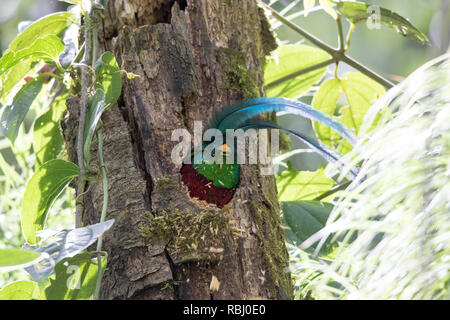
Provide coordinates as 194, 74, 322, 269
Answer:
264, 58, 334, 90
260, 1, 336, 54
260, 2, 394, 89
340, 54, 394, 88
336, 17, 345, 51
313, 180, 351, 201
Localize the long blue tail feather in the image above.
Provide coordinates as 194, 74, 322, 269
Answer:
211, 97, 357, 146
239, 121, 360, 180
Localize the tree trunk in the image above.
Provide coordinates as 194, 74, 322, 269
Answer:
64, 0, 292, 300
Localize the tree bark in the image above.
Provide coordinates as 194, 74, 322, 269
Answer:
64, 0, 292, 300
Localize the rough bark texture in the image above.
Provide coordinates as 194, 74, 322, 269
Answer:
63, 0, 292, 300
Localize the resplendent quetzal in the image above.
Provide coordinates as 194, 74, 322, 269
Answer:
180, 97, 358, 208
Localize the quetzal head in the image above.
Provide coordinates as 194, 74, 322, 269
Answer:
180, 97, 360, 208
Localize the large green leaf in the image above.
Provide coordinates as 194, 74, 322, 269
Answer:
336, 1, 429, 44
0, 249, 41, 272
83, 89, 109, 169
8, 12, 75, 52
281, 201, 333, 253
0, 281, 42, 300
25, 220, 114, 281
0, 35, 65, 76
276, 168, 335, 202
94, 51, 122, 106
0, 77, 44, 143
33, 94, 67, 166
21, 159, 79, 244
313, 72, 385, 153
311, 78, 344, 151
339, 73, 385, 134
0, 59, 35, 100
0, 12, 74, 99
45, 252, 107, 300
264, 45, 330, 98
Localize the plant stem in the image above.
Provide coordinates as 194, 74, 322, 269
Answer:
340, 55, 393, 88
94, 129, 108, 300
260, 2, 394, 89
337, 16, 345, 51
261, 1, 335, 54
264, 58, 334, 90
75, 13, 92, 228
313, 180, 351, 201
345, 23, 355, 51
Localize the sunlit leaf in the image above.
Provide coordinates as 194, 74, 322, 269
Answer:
21, 159, 79, 244
0, 12, 74, 98
304, 0, 315, 15
94, 51, 122, 106
336, 1, 429, 44
0, 281, 41, 300
33, 94, 67, 166
83, 89, 108, 169
319, 0, 337, 19
0, 249, 41, 272
313, 72, 385, 153
8, 12, 75, 52
0, 35, 65, 75
25, 220, 114, 281
339, 72, 385, 134
276, 168, 335, 202
264, 45, 330, 98
312, 78, 343, 149
0, 77, 44, 143
45, 252, 106, 300
0, 58, 35, 100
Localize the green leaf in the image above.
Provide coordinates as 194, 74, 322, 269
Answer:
0, 59, 35, 100
94, 51, 122, 106
319, 0, 337, 19
281, 201, 333, 253
276, 168, 335, 202
313, 73, 385, 153
339, 73, 385, 134
0, 249, 41, 272
83, 89, 109, 169
0, 77, 44, 143
25, 220, 114, 281
45, 252, 107, 300
8, 12, 75, 53
21, 159, 79, 244
0, 12, 74, 98
264, 45, 330, 98
0, 35, 65, 75
311, 78, 344, 150
33, 94, 67, 166
336, 1, 429, 44
0, 281, 41, 300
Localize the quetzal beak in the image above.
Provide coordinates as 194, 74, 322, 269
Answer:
217, 144, 231, 155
